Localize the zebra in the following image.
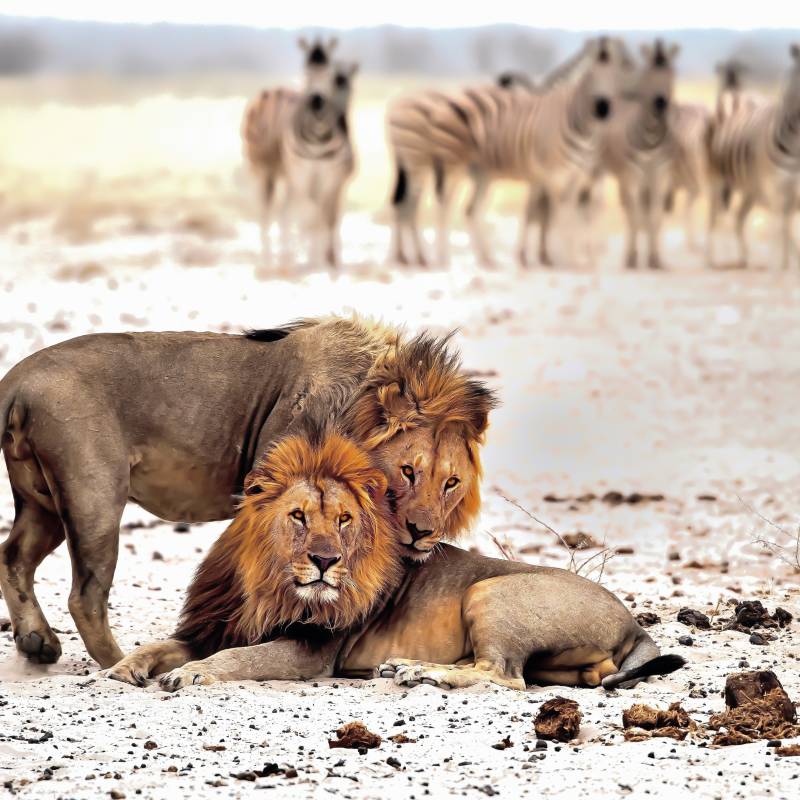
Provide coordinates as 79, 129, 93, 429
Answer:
386, 37, 635, 268
242, 38, 357, 268
706, 45, 800, 270
592, 39, 687, 270
715, 59, 749, 119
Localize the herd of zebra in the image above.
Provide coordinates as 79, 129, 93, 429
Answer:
241, 35, 800, 271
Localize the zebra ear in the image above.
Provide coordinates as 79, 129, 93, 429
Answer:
640, 43, 653, 63
328, 37, 339, 54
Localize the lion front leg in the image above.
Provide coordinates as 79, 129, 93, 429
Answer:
377, 658, 525, 692
158, 636, 341, 693
103, 639, 193, 687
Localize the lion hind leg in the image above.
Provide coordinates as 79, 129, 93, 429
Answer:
104, 639, 193, 687
379, 658, 525, 691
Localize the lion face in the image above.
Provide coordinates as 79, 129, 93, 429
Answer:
373, 425, 480, 561
232, 430, 401, 635
268, 476, 366, 607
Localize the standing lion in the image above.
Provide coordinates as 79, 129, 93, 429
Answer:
0, 317, 496, 667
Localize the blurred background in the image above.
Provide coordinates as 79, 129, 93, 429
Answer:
1, 8, 798, 255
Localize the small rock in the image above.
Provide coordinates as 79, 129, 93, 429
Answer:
749, 632, 767, 646
143, 740, 157, 750
152, 551, 164, 561
492, 736, 513, 750
173, 523, 190, 533
110, 792, 126, 799
386, 757, 401, 769
678, 635, 693, 646
635, 612, 661, 628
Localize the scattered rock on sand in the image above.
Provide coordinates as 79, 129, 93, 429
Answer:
635, 612, 661, 627
622, 702, 696, 742
534, 698, 582, 743
710, 671, 800, 746
677, 607, 711, 629
328, 722, 381, 750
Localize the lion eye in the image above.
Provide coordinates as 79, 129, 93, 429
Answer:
401, 465, 415, 483
290, 509, 305, 523
339, 512, 352, 526
445, 476, 460, 491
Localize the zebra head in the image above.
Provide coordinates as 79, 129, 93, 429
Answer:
637, 39, 680, 120
577, 36, 637, 123
785, 45, 800, 111
715, 59, 748, 93
300, 60, 359, 133
298, 35, 339, 74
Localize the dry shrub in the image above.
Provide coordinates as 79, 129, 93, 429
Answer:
622, 702, 697, 742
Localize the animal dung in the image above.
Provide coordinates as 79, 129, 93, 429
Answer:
621, 702, 696, 741
709, 671, 800, 746
533, 697, 582, 743
677, 607, 711, 629
328, 721, 382, 750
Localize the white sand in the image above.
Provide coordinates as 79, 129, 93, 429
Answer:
1, 214, 799, 798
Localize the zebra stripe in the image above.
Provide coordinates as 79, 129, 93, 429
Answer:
387, 37, 634, 266
242, 40, 357, 269
706, 44, 800, 269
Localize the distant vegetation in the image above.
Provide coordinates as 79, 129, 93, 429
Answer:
0, 17, 797, 79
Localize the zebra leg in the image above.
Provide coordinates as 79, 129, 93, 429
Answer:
705, 179, 723, 269
684, 187, 701, 252
735, 194, 754, 269
259, 175, 276, 269
646, 184, 667, 270
537, 189, 554, 268
278, 182, 296, 270
322, 190, 343, 269
516, 184, 539, 268
466, 170, 495, 268
390, 163, 409, 265
397, 167, 428, 267
619, 183, 639, 269
434, 163, 459, 266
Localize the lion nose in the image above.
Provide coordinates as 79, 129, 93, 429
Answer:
406, 520, 433, 543
309, 552, 341, 575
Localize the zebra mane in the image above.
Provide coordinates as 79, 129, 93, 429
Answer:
538, 40, 597, 92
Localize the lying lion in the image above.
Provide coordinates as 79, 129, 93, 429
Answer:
0, 316, 495, 667
107, 424, 684, 692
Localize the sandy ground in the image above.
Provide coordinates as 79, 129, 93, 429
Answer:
0, 208, 799, 799
0, 72, 799, 799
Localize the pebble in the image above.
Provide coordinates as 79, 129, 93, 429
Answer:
678, 635, 694, 646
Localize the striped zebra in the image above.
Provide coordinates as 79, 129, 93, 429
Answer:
242, 38, 357, 268
593, 39, 688, 269
387, 37, 635, 267
706, 45, 800, 270
715, 59, 748, 119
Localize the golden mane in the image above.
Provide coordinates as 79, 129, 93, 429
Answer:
173, 428, 403, 657
342, 331, 498, 540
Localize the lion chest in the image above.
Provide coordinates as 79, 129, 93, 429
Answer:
339, 594, 469, 674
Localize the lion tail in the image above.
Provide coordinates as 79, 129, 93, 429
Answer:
601, 635, 686, 690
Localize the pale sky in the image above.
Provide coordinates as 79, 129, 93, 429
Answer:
2, 1, 799, 31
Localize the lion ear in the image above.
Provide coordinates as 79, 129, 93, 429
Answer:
363, 469, 388, 498
376, 381, 416, 429
466, 381, 499, 436
243, 471, 267, 496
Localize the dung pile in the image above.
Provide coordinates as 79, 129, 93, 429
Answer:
622, 702, 697, 742
709, 671, 800, 746
534, 697, 582, 742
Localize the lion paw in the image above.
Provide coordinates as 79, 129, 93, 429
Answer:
158, 664, 218, 693
377, 659, 452, 690
102, 664, 148, 688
